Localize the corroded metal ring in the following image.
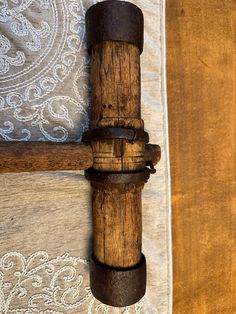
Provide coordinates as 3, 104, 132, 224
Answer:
82, 127, 149, 143
85, 168, 151, 185
90, 253, 146, 307
86, 0, 144, 54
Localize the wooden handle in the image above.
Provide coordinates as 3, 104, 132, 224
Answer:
0, 142, 93, 173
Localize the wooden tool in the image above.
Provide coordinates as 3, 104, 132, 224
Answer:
0, 1, 160, 307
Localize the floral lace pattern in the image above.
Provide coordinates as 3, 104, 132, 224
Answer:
0, 0, 92, 141
0, 0, 51, 52
0, 251, 143, 314
0, 35, 25, 74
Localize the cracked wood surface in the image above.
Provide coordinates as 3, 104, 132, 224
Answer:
90, 41, 144, 268
166, 0, 236, 313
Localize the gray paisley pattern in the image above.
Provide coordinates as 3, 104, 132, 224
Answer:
0, 0, 91, 141
0, 251, 143, 313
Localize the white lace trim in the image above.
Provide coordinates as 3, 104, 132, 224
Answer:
0, 0, 91, 141
0, 251, 143, 314
0, 35, 25, 75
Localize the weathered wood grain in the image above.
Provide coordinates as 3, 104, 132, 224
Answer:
166, 0, 236, 313
0, 142, 93, 173
90, 41, 145, 268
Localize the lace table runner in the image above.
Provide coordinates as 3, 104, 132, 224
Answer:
0, 1, 172, 313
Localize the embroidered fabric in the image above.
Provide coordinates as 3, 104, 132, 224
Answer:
0, 0, 91, 142
0, 0, 172, 313
0, 251, 143, 313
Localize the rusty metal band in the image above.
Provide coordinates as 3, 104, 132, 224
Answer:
85, 167, 151, 185
86, 0, 144, 54
82, 127, 149, 143
90, 253, 146, 307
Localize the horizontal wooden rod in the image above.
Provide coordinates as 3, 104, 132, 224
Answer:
0, 141, 159, 174
0, 142, 93, 173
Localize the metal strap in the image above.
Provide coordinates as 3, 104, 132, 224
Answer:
90, 253, 146, 307
86, 0, 144, 54
85, 167, 151, 185
82, 127, 149, 143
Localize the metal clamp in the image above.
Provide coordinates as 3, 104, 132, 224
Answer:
86, 0, 144, 54
85, 167, 151, 185
90, 253, 146, 307
82, 127, 149, 144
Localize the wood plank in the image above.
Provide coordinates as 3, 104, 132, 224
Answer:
166, 1, 236, 313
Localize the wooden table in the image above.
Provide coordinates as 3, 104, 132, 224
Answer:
166, 1, 236, 313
